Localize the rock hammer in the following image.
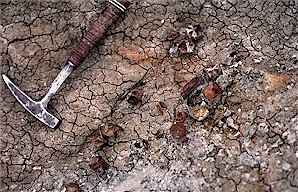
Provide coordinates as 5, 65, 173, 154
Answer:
2, 0, 130, 128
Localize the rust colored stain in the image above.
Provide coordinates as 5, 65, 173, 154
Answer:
264, 73, 293, 91
118, 47, 147, 61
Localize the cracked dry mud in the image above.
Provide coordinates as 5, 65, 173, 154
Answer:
0, 0, 297, 191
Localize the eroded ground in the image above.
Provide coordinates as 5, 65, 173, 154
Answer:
0, 0, 297, 191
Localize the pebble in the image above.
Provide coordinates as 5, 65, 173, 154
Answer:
282, 162, 291, 171
224, 109, 232, 117
287, 84, 293, 89
217, 149, 225, 157
287, 133, 296, 144
32, 166, 42, 171
282, 131, 289, 138
226, 117, 238, 130
253, 58, 262, 63
217, 120, 224, 127
189, 105, 209, 121
258, 122, 268, 132
234, 132, 241, 137
260, 162, 267, 168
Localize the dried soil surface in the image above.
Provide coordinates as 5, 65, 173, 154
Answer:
1, 0, 297, 191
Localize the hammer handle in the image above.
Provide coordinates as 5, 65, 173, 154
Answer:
68, 0, 130, 67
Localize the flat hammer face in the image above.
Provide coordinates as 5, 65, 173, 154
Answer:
2, 74, 60, 128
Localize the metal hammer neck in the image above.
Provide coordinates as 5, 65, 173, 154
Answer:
41, 62, 75, 107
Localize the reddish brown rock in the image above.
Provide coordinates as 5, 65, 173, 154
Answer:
167, 31, 181, 40
170, 122, 188, 140
202, 82, 222, 102
232, 54, 244, 62
142, 139, 150, 150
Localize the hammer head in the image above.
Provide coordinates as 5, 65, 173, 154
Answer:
2, 74, 60, 128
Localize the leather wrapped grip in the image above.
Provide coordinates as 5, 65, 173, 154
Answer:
68, 0, 130, 67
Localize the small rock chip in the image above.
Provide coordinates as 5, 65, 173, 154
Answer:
156, 103, 164, 115
186, 24, 203, 40
204, 63, 223, 81
181, 76, 202, 98
102, 123, 122, 137
202, 82, 222, 102
127, 89, 142, 105
65, 183, 80, 192
170, 122, 188, 140
134, 142, 141, 148
175, 109, 185, 123
142, 139, 150, 150
253, 58, 262, 63
177, 39, 195, 55
159, 101, 167, 109
229, 51, 238, 57
189, 105, 209, 121
89, 156, 110, 174
167, 31, 181, 40
232, 54, 244, 62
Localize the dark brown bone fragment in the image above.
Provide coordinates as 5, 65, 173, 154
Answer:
181, 77, 202, 98
65, 183, 81, 192
127, 89, 142, 105
89, 156, 110, 174
88, 128, 107, 150
102, 123, 122, 137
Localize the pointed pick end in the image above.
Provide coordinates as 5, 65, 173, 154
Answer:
2, 73, 60, 129
2, 74, 10, 84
